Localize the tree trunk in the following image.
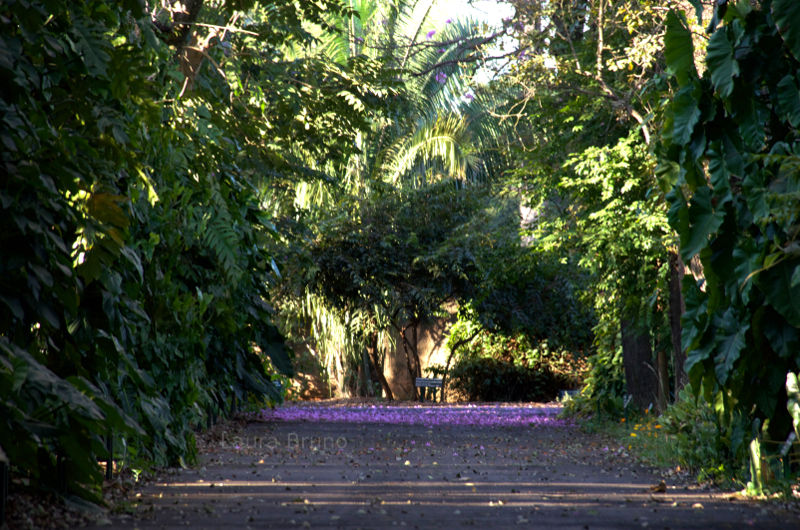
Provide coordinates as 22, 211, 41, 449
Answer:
360, 347, 373, 397
412, 324, 421, 378
656, 347, 669, 414
400, 324, 419, 400
621, 318, 658, 412
669, 251, 687, 396
367, 334, 394, 400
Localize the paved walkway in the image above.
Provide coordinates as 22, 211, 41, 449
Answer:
90, 402, 800, 529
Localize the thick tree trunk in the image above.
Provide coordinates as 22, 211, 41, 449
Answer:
669, 251, 687, 395
367, 334, 394, 400
360, 347, 373, 397
621, 318, 658, 412
399, 324, 419, 400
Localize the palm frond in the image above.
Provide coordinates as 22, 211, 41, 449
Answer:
381, 112, 481, 186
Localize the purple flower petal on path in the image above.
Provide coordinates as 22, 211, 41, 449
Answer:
260, 403, 571, 428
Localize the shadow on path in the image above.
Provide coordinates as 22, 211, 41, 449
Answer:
90, 402, 799, 529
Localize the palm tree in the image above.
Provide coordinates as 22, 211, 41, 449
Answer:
312, 0, 510, 193
274, 0, 515, 398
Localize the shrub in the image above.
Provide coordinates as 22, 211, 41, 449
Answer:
660, 385, 749, 485
447, 356, 569, 402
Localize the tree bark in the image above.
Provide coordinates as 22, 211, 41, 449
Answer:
656, 347, 669, 414
621, 318, 658, 412
360, 347, 373, 397
367, 334, 394, 400
669, 251, 687, 395
412, 324, 421, 378
399, 324, 419, 400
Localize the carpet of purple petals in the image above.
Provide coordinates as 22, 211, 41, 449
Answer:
260, 402, 572, 427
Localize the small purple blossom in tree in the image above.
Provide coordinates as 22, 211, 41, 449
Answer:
439, 48, 445, 53
435, 71, 447, 83
426, 29, 436, 40
464, 93, 474, 101
446, 18, 452, 24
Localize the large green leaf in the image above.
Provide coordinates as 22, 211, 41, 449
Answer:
775, 74, 800, 128
763, 317, 800, 359
773, 0, 800, 63
681, 185, 725, 260
707, 146, 732, 205
665, 10, 698, 87
706, 26, 740, 98
759, 260, 800, 327
713, 309, 748, 385
731, 91, 766, 151
670, 85, 701, 146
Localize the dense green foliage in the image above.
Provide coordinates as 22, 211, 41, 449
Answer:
504, 0, 678, 414
443, 328, 586, 402
662, 0, 800, 473
270, 0, 524, 398
3, 0, 799, 504
447, 356, 565, 402
0, 0, 386, 500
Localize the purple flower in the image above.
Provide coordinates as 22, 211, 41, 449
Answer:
426, 30, 436, 40
446, 18, 452, 24
260, 403, 572, 428
435, 71, 447, 83
464, 93, 474, 101
438, 48, 445, 53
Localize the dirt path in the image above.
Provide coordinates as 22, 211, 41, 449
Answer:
89, 402, 799, 529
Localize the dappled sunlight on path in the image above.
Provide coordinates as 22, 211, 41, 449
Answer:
87, 402, 800, 529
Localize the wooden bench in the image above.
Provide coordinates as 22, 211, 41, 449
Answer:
415, 377, 442, 403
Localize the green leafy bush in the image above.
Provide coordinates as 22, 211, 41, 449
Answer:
442, 328, 585, 403
447, 356, 567, 402
0, 0, 370, 501
659, 386, 749, 484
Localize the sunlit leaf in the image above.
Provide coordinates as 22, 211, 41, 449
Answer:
665, 10, 697, 87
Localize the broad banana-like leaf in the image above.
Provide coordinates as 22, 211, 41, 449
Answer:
665, 10, 697, 87
773, 0, 800, 63
706, 25, 740, 98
